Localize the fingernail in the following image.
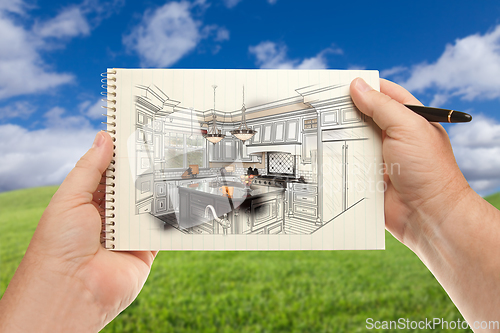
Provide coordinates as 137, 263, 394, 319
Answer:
92, 131, 105, 149
355, 78, 373, 93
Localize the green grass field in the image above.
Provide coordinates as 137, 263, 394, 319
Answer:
1, 187, 499, 332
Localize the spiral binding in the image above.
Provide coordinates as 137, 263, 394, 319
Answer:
100, 69, 117, 249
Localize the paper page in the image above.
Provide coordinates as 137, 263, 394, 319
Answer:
107, 69, 384, 250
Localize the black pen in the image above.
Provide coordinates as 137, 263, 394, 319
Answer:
403, 105, 472, 123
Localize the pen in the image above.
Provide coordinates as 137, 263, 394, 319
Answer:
403, 105, 472, 123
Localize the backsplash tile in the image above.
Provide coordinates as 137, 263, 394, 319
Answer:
268, 153, 295, 175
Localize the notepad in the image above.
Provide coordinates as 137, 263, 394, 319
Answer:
102, 69, 384, 250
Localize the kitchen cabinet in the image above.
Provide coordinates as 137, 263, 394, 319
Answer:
250, 124, 261, 144
248, 118, 301, 145
320, 109, 339, 127
153, 134, 163, 161
272, 121, 285, 143
301, 132, 317, 164
137, 112, 153, 128
167, 181, 176, 212
261, 123, 273, 143
209, 137, 238, 162
285, 118, 300, 142
155, 182, 166, 197
222, 139, 237, 160
155, 197, 167, 214
342, 107, 363, 124
153, 181, 177, 215
320, 107, 364, 129
288, 183, 319, 223
208, 141, 221, 161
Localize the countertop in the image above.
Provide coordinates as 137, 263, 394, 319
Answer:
179, 181, 284, 200
154, 175, 238, 182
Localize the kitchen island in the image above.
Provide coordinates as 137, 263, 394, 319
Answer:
178, 182, 285, 235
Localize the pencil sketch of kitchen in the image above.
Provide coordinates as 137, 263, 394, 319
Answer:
133, 81, 374, 236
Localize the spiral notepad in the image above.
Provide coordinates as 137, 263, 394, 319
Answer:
101, 69, 117, 249
101, 68, 384, 251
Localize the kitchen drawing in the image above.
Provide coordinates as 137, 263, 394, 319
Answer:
133, 81, 374, 236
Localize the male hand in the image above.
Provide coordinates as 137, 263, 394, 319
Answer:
350, 78, 472, 251
0, 131, 157, 332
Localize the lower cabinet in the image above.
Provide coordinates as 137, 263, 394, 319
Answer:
153, 180, 179, 215
288, 183, 320, 224
267, 221, 283, 234
155, 197, 167, 214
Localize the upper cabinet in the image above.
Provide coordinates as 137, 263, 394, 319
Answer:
284, 119, 300, 143
320, 107, 364, 129
250, 124, 261, 145
273, 121, 285, 143
222, 138, 237, 161
247, 117, 301, 146
261, 123, 273, 144
209, 136, 259, 163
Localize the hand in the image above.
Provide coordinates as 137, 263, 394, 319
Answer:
350, 78, 500, 330
350, 78, 472, 250
0, 131, 157, 332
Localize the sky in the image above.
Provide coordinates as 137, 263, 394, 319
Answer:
1, 0, 500, 195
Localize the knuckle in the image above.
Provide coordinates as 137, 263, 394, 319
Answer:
75, 155, 101, 179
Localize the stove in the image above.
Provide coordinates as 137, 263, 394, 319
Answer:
252, 175, 296, 188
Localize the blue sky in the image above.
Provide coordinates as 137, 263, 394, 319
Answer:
1, 0, 500, 194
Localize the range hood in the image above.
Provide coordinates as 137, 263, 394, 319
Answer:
247, 144, 301, 155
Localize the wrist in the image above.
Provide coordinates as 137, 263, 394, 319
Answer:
407, 184, 500, 323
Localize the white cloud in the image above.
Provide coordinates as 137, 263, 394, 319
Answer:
215, 27, 230, 42
34, 6, 90, 38
384, 25, 500, 106
124, 1, 228, 67
449, 115, 500, 195
124, 2, 200, 67
0, 123, 97, 192
43, 106, 92, 129
0, 0, 121, 100
0, 0, 26, 14
249, 41, 338, 69
0, 101, 36, 119
223, 0, 242, 8
0, 102, 98, 192
80, 98, 106, 119
0, 0, 122, 99
0, 10, 73, 99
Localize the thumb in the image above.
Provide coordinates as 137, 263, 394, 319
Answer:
350, 78, 426, 134
56, 131, 113, 203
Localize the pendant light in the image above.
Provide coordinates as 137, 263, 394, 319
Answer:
204, 85, 225, 144
231, 86, 256, 143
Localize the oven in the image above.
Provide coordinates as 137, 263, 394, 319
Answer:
248, 175, 289, 234
251, 196, 279, 229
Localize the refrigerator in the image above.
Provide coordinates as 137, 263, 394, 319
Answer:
322, 139, 368, 222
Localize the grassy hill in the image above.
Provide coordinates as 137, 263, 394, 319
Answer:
1, 187, 499, 332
